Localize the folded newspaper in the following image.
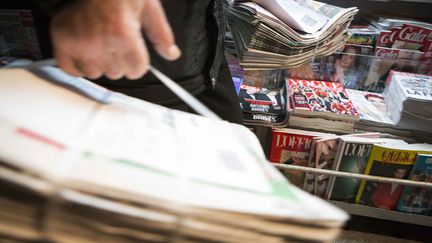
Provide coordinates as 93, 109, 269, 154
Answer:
0, 67, 348, 242
228, 0, 358, 69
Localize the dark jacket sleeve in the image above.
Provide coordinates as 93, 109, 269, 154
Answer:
33, 0, 70, 15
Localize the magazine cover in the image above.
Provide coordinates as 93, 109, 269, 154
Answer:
313, 137, 340, 199
286, 58, 324, 81
328, 139, 373, 202
347, 25, 379, 46
320, 44, 374, 90
376, 27, 401, 48
355, 144, 432, 210
361, 91, 389, 116
238, 83, 287, 115
269, 129, 322, 188
232, 76, 243, 95
418, 39, 432, 75
226, 52, 244, 78
397, 154, 432, 216
242, 112, 287, 126
242, 69, 285, 89
303, 138, 319, 194
225, 52, 244, 94
288, 79, 359, 120
390, 71, 432, 102
384, 71, 432, 132
392, 24, 431, 51
363, 47, 423, 93
346, 89, 393, 124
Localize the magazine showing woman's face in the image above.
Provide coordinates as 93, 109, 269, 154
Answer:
286, 45, 374, 90
325, 45, 374, 90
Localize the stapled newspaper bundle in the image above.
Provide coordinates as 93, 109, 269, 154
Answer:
228, 0, 358, 69
0, 66, 348, 242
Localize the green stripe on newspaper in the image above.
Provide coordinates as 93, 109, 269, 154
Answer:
84, 153, 297, 200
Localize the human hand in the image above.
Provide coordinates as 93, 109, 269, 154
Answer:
51, 0, 181, 80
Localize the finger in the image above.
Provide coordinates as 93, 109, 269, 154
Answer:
71, 38, 106, 79
104, 52, 125, 80
117, 31, 150, 80
55, 51, 83, 77
73, 57, 103, 80
52, 35, 84, 77
53, 36, 104, 79
141, 0, 181, 60
50, 14, 84, 77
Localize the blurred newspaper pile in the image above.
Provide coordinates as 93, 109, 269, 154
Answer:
228, 0, 358, 69
0, 66, 348, 242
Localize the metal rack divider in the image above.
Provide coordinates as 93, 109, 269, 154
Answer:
272, 163, 432, 188
272, 163, 432, 227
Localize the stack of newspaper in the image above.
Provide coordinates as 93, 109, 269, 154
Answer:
228, 0, 358, 70
384, 70, 432, 134
368, 15, 432, 32
0, 67, 348, 242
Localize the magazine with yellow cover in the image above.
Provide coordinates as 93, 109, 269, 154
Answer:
355, 144, 432, 211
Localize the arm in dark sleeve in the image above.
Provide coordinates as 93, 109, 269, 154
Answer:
33, 0, 71, 16
32, 0, 73, 58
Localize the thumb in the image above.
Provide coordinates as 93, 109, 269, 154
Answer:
141, 0, 181, 61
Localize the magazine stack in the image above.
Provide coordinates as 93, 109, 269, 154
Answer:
287, 79, 359, 133
346, 89, 393, 127
227, 0, 358, 69
225, 52, 289, 126
327, 136, 408, 203
383, 71, 432, 134
355, 143, 432, 212
368, 16, 432, 30
363, 18, 432, 92
237, 70, 289, 126
285, 30, 377, 91
397, 153, 432, 216
269, 128, 432, 216
345, 89, 414, 138
0, 66, 350, 242
269, 128, 335, 189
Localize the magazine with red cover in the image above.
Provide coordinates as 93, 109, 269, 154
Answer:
376, 27, 401, 48
355, 144, 432, 211
392, 24, 431, 51
269, 128, 330, 188
363, 47, 423, 93
287, 79, 359, 121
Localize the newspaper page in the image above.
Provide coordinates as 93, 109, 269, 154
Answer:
0, 67, 349, 226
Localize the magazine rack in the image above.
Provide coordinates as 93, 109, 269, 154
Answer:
286, 50, 431, 94
241, 51, 431, 135
273, 163, 432, 227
